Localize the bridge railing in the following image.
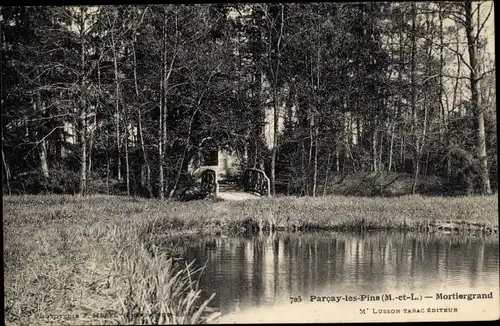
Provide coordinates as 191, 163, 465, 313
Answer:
244, 168, 271, 197
200, 169, 219, 196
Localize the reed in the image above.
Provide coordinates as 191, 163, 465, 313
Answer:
4, 195, 221, 325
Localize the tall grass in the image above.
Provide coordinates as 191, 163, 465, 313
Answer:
111, 245, 220, 325
3, 194, 498, 325
3, 195, 220, 325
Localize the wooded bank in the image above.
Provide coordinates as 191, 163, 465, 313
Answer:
2, 2, 496, 198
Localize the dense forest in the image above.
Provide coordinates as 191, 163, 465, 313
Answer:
1, 2, 496, 198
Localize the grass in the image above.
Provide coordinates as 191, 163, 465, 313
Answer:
3, 195, 221, 325
3, 194, 498, 325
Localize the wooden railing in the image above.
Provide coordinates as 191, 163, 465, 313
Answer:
244, 168, 271, 197
200, 169, 219, 196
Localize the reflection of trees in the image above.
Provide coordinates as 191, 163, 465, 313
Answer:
181, 233, 497, 313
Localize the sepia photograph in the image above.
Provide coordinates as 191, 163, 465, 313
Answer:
2, 1, 498, 324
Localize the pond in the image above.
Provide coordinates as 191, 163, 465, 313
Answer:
179, 232, 499, 323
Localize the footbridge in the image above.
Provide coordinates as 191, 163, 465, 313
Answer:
200, 168, 270, 201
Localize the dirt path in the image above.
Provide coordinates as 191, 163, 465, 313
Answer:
218, 191, 262, 201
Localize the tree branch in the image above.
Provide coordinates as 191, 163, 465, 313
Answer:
475, 1, 493, 43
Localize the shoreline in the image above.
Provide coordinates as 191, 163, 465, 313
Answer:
4, 193, 499, 235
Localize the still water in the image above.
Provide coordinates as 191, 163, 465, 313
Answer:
180, 232, 499, 323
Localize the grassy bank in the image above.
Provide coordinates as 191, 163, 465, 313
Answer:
3, 195, 223, 325
3, 194, 498, 325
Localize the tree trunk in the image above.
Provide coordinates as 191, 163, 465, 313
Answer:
89, 45, 103, 176
137, 109, 152, 197
412, 12, 433, 195
397, 21, 405, 173
335, 142, 340, 172
308, 113, 314, 168
312, 125, 318, 197
378, 125, 384, 171
132, 32, 152, 198
270, 4, 284, 197
79, 8, 87, 196
3, 148, 12, 195
80, 98, 87, 195
464, 0, 491, 195
159, 72, 165, 199
410, 3, 418, 194
424, 151, 430, 175
412, 103, 428, 195
372, 125, 378, 172
39, 140, 49, 179
271, 89, 278, 195
322, 153, 331, 196
106, 156, 110, 195
388, 123, 395, 172
300, 132, 306, 195
438, 4, 445, 141
125, 126, 130, 196
111, 31, 121, 181
35, 92, 50, 180
87, 111, 96, 175
158, 9, 168, 200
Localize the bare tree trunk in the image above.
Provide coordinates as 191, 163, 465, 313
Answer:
271, 83, 278, 195
158, 87, 164, 200
137, 110, 152, 197
79, 8, 87, 196
372, 126, 378, 172
80, 100, 87, 195
451, 30, 461, 116
300, 136, 306, 194
87, 112, 96, 174
335, 143, 340, 172
412, 12, 434, 195
106, 156, 110, 195
312, 11, 321, 198
438, 4, 445, 142
356, 118, 361, 148
410, 3, 418, 195
111, 28, 121, 181
2, 148, 11, 195
322, 153, 331, 197
271, 109, 277, 196
412, 104, 428, 195
379, 126, 384, 171
424, 151, 430, 175
39, 140, 49, 179
397, 22, 405, 173
388, 123, 395, 172
308, 113, 314, 169
306, 112, 314, 195
400, 136, 405, 172
269, 4, 284, 196
89, 45, 103, 176
465, 0, 491, 195
35, 92, 50, 180
252, 138, 258, 168
158, 10, 168, 200
125, 125, 130, 196
413, 15, 433, 193
312, 125, 319, 197
130, 10, 153, 198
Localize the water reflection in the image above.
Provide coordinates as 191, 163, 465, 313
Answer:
181, 232, 499, 316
